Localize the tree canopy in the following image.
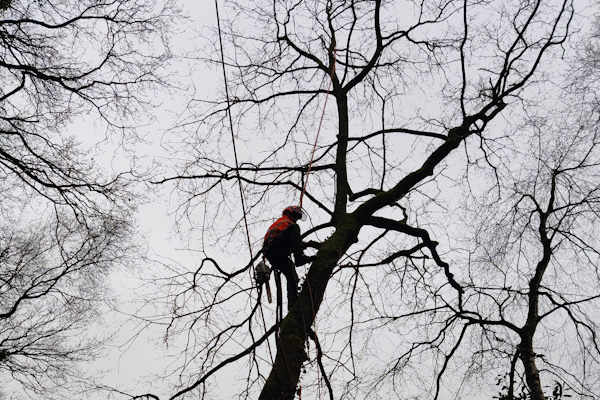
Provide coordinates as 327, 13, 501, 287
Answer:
0, 0, 174, 398
149, 1, 600, 400
3, 1, 600, 400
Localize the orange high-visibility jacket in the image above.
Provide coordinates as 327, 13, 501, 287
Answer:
264, 215, 295, 243
263, 215, 308, 265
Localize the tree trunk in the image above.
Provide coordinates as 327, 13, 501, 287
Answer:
519, 339, 545, 400
258, 218, 360, 400
518, 180, 554, 400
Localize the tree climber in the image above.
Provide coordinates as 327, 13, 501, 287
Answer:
262, 205, 311, 310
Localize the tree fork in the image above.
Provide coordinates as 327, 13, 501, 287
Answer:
259, 122, 485, 399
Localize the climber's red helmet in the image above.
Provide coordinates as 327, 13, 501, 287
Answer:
282, 205, 305, 221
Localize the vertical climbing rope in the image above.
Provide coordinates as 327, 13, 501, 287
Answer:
214, 0, 279, 375
214, 0, 253, 257
215, 4, 301, 399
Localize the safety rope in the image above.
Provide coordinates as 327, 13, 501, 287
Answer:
297, 53, 337, 397
298, 51, 337, 209
216, 1, 335, 397
299, 52, 337, 399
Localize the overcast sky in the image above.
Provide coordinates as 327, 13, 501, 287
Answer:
53, 1, 600, 399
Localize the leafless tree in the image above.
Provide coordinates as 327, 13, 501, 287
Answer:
148, 1, 582, 399
0, 0, 173, 218
0, 0, 175, 397
0, 213, 133, 398
451, 16, 600, 399
442, 108, 600, 400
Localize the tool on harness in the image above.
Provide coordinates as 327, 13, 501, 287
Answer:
254, 260, 271, 285
254, 260, 272, 303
